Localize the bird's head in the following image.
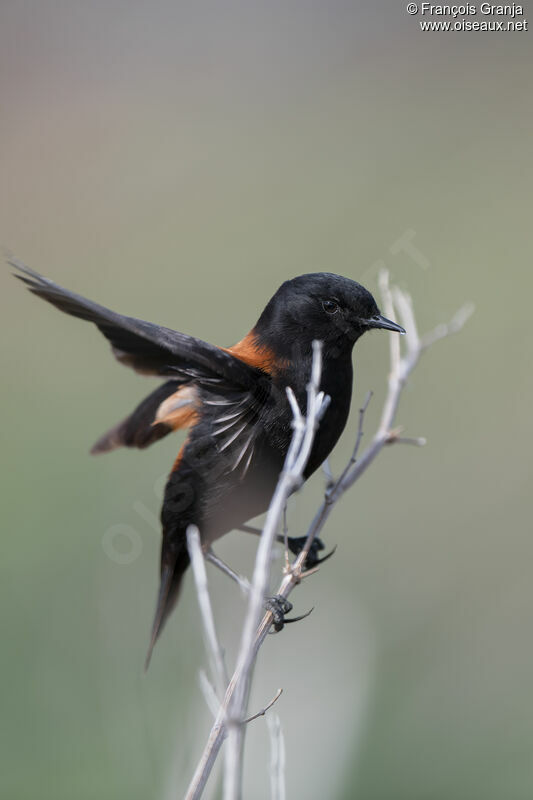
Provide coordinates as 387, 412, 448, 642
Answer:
255, 272, 405, 360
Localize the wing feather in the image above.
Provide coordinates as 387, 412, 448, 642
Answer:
10, 257, 261, 387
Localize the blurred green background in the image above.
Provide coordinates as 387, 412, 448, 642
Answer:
1, 2, 532, 798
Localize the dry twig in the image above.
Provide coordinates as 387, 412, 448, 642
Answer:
266, 713, 286, 800
223, 340, 328, 799
186, 526, 228, 700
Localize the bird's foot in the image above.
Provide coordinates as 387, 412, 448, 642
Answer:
264, 594, 313, 632
287, 536, 336, 569
264, 595, 293, 631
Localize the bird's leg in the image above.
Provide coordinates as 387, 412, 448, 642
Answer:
205, 549, 250, 594
206, 546, 311, 631
237, 525, 335, 569
237, 524, 286, 549
264, 595, 314, 632
237, 524, 263, 537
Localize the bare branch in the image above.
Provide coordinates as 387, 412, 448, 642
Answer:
321, 458, 334, 488
223, 340, 327, 800
379, 270, 401, 377
386, 433, 427, 447
242, 688, 283, 724
198, 669, 221, 719
285, 386, 303, 426
186, 525, 228, 700
266, 713, 286, 800
421, 302, 475, 349
392, 285, 420, 356
330, 390, 373, 498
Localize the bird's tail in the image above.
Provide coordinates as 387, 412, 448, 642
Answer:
144, 546, 190, 670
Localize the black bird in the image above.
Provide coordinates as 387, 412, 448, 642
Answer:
11, 258, 404, 665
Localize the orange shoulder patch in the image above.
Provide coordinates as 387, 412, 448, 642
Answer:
225, 331, 285, 374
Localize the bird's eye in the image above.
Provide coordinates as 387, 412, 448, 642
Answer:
322, 299, 339, 315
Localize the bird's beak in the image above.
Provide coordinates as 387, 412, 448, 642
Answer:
367, 314, 406, 334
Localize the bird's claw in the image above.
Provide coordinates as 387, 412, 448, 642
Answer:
312, 544, 337, 567
265, 595, 293, 632
287, 536, 336, 569
264, 595, 314, 633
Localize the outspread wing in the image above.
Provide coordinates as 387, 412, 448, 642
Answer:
9, 257, 261, 388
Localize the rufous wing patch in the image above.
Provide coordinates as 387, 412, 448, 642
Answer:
225, 331, 281, 373
154, 385, 199, 430
171, 441, 187, 473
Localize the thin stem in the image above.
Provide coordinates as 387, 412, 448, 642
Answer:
223, 342, 326, 800
206, 550, 251, 595
267, 713, 286, 800
242, 688, 283, 724
186, 526, 228, 700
